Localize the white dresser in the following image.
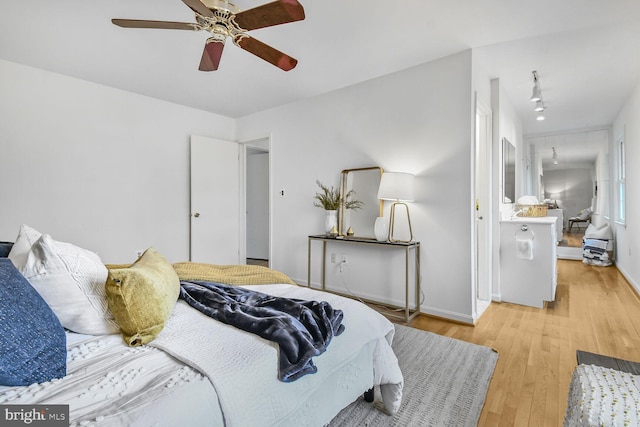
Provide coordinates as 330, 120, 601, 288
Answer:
499, 217, 558, 308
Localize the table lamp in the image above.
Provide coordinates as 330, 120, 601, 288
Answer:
377, 172, 415, 242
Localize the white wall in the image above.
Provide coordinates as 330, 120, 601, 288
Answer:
1, 51, 491, 323
0, 59, 235, 263
237, 51, 476, 322
612, 79, 640, 293
543, 168, 594, 225
594, 134, 611, 227
490, 78, 524, 300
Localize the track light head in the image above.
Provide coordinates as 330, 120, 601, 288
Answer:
534, 100, 545, 112
530, 86, 541, 102
530, 70, 542, 102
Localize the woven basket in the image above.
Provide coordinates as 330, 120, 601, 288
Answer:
516, 204, 548, 217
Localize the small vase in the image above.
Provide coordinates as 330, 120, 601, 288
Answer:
325, 210, 338, 235
374, 217, 389, 242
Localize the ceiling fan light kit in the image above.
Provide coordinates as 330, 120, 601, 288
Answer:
112, 0, 305, 72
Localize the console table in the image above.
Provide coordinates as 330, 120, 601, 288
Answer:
307, 235, 421, 322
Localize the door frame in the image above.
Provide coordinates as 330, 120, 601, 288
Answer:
239, 135, 272, 266
473, 94, 493, 320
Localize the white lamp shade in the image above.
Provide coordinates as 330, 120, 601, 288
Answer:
377, 172, 415, 202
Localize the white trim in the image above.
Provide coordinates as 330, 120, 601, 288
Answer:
615, 263, 640, 297
615, 132, 626, 226
238, 135, 272, 266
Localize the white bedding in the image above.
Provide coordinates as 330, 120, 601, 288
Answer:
151, 284, 403, 427
1, 284, 403, 426
0, 333, 222, 426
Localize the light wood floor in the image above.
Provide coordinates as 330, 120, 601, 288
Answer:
559, 228, 586, 248
409, 260, 640, 426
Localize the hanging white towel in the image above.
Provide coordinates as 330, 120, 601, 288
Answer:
516, 236, 534, 260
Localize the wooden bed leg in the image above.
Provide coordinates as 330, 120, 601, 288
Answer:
364, 387, 374, 402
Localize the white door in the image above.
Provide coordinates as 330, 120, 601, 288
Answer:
475, 98, 492, 303
190, 135, 240, 264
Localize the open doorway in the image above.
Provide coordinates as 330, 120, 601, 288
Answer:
527, 129, 609, 260
245, 139, 270, 267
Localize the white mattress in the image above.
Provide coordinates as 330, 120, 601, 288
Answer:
0, 285, 402, 426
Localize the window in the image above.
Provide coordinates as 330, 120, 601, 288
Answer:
616, 136, 626, 224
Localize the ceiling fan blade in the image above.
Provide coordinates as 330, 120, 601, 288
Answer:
235, 35, 297, 71
233, 0, 305, 31
112, 19, 199, 31
199, 38, 225, 71
182, 0, 214, 18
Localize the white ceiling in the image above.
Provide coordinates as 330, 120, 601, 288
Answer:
2, 0, 640, 144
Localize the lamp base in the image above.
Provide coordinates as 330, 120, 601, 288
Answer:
374, 217, 389, 242
388, 202, 413, 243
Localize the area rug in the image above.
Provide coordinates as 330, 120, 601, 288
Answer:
328, 324, 498, 427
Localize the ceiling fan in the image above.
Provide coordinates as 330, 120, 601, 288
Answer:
112, 0, 305, 71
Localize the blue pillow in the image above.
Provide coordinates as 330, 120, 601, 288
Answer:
0, 242, 13, 258
0, 258, 67, 386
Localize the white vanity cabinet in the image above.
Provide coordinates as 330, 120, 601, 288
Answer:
547, 209, 564, 242
499, 217, 558, 308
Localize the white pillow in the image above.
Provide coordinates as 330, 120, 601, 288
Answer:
21, 234, 120, 335
8, 224, 43, 270
585, 223, 613, 240
577, 208, 593, 220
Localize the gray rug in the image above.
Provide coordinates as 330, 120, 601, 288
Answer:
328, 324, 498, 426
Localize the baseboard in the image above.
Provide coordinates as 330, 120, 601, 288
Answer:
615, 264, 640, 298
419, 306, 474, 325
296, 277, 474, 324
557, 246, 583, 260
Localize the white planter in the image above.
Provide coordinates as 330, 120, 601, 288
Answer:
325, 210, 338, 234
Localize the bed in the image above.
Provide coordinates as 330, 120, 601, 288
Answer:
0, 225, 403, 426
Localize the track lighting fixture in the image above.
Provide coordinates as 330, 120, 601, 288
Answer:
530, 71, 546, 121
530, 87, 541, 102
530, 71, 542, 102
552, 147, 558, 164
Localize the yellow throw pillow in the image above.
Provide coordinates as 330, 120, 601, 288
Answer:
105, 247, 180, 346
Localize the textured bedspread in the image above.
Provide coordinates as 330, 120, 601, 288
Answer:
0, 333, 222, 426
179, 281, 345, 382
149, 284, 403, 427
172, 262, 297, 285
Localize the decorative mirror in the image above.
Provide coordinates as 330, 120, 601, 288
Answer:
502, 138, 516, 204
339, 167, 383, 239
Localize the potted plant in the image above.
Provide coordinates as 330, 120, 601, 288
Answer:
313, 180, 363, 235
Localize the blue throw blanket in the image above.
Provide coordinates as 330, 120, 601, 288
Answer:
179, 281, 345, 382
